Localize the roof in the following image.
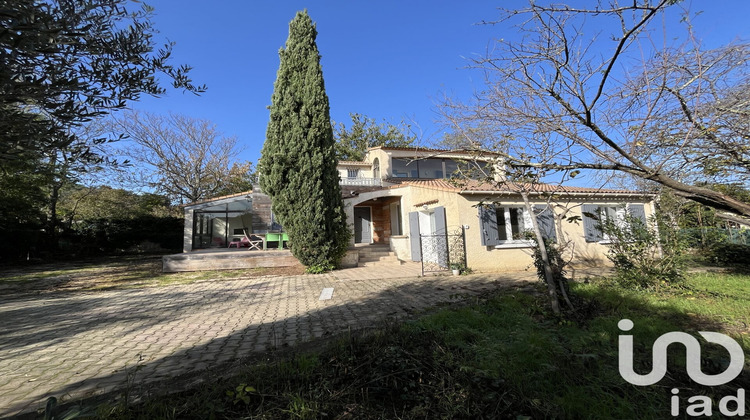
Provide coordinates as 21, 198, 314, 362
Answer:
385, 178, 651, 196
181, 190, 253, 208
367, 146, 501, 157
368, 146, 452, 153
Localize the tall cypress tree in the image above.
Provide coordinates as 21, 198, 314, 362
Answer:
259, 10, 349, 270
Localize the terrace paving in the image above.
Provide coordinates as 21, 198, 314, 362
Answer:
0, 263, 534, 417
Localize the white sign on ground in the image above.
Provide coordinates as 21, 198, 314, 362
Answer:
318, 287, 334, 300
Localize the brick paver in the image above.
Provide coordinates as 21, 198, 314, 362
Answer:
0, 264, 534, 417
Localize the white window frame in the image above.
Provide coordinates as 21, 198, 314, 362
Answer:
599, 205, 627, 243
494, 206, 534, 248
347, 168, 359, 179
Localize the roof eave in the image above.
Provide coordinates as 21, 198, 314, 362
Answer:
182, 191, 254, 209
459, 190, 656, 198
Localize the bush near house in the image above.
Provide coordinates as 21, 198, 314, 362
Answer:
599, 213, 686, 289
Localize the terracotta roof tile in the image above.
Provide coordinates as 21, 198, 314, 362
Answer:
385, 178, 650, 196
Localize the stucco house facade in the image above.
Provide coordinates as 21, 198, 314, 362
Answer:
339, 147, 656, 272
178, 146, 656, 273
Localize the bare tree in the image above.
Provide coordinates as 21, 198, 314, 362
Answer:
110, 110, 253, 203
442, 1, 750, 219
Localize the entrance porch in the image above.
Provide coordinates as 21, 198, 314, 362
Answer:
351, 196, 403, 245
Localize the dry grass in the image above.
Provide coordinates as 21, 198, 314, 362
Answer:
0, 255, 306, 295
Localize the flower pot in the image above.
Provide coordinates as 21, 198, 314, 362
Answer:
452, 269, 460, 276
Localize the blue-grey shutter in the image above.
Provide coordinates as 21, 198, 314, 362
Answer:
582, 204, 602, 242
479, 205, 501, 246
535, 205, 557, 241
433, 206, 447, 234
628, 204, 647, 224
408, 211, 421, 261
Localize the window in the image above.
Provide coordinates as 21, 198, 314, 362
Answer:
479, 204, 557, 247
602, 205, 626, 227
496, 206, 530, 241
392, 158, 461, 179
582, 203, 647, 242
347, 168, 359, 178
418, 159, 443, 179
373, 158, 380, 179
444, 159, 459, 178
389, 156, 499, 179
392, 158, 416, 178
390, 203, 402, 235
454, 159, 491, 179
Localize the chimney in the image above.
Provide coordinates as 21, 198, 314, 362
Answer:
492, 157, 507, 182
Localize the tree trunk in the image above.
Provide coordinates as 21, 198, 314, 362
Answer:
521, 192, 560, 315
697, 205, 705, 247
45, 182, 61, 252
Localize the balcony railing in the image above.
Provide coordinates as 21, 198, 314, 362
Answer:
340, 177, 383, 187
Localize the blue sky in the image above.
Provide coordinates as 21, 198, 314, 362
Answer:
133, 1, 750, 167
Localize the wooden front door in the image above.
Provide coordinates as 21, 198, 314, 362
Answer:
354, 207, 372, 243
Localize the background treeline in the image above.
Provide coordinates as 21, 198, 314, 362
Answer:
0, 183, 183, 263
660, 184, 750, 266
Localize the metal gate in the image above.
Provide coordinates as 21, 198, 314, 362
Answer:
419, 228, 466, 275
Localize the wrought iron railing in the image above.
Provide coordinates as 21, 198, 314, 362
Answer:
419, 228, 467, 275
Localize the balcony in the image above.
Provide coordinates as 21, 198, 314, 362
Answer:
340, 176, 383, 187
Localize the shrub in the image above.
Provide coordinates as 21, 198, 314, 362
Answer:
60, 216, 183, 255
705, 242, 750, 267
600, 213, 684, 288
305, 263, 335, 274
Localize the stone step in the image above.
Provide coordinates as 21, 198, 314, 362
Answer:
358, 251, 395, 259
355, 245, 402, 267
359, 255, 399, 263
357, 246, 391, 252
358, 259, 403, 267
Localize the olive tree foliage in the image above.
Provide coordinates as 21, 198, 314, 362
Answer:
333, 113, 417, 161
0, 0, 204, 166
110, 111, 254, 204
441, 0, 750, 219
259, 10, 349, 270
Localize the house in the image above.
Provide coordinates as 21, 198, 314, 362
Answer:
338, 146, 657, 272
174, 146, 656, 273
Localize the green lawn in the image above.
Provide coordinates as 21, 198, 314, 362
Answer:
61, 272, 750, 419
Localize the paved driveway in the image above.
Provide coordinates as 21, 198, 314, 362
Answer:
0, 265, 534, 417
